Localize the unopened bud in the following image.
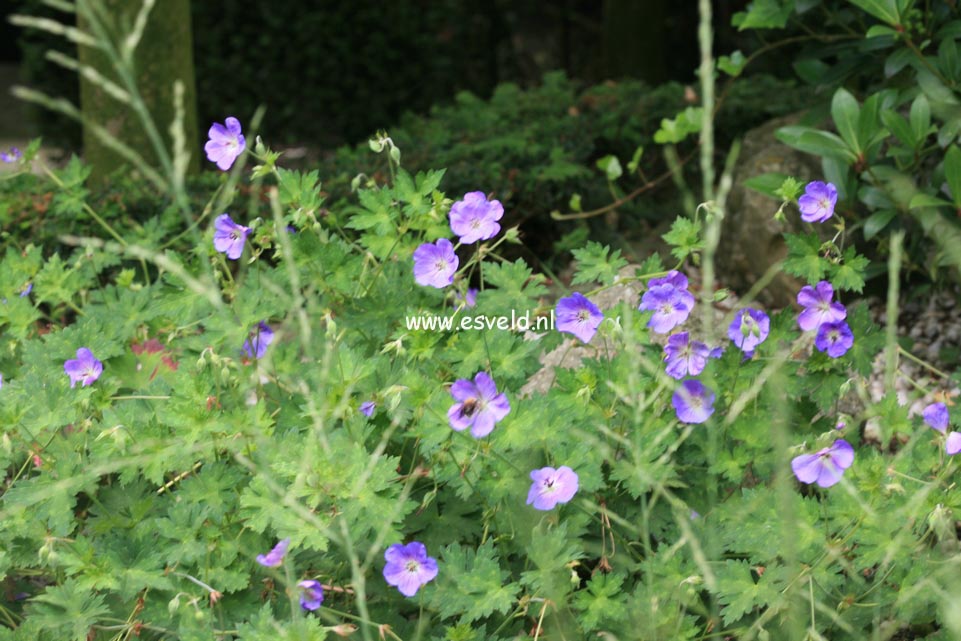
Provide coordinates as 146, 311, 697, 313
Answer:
330, 623, 358, 637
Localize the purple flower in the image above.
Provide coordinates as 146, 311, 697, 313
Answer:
359, 401, 376, 417
413, 238, 459, 288
672, 379, 715, 424
556, 292, 604, 343
947, 432, 961, 456
64, 348, 103, 388
814, 321, 854, 358
213, 214, 251, 260
923, 402, 949, 433
255, 538, 290, 567
639, 285, 695, 334
727, 308, 770, 354
383, 541, 438, 597
205, 117, 246, 170
1, 147, 21, 163
526, 465, 579, 510
298, 580, 324, 611
648, 270, 689, 290
449, 191, 504, 244
798, 181, 837, 223
0, 373, 3, 389
797, 281, 846, 331
791, 439, 854, 488
455, 288, 478, 308
19, 283, 32, 297
448, 372, 510, 438
242, 322, 274, 359
663, 332, 712, 379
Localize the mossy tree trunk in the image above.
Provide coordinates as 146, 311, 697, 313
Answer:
602, 0, 668, 83
78, 0, 199, 182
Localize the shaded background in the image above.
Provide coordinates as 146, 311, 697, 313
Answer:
4, 0, 750, 150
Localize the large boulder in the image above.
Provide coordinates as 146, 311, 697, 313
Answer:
717, 114, 825, 307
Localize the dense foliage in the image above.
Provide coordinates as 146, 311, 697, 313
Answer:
3, 1, 961, 641
734, 0, 961, 284
318, 72, 809, 261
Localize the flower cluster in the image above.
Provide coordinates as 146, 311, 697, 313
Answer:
413, 191, 504, 289
449, 191, 504, 243
923, 402, 961, 455
797, 281, 853, 358
638, 271, 695, 334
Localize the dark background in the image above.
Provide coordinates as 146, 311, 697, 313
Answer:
4, 1, 750, 150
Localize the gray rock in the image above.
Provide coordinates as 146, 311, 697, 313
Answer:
717, 114, 828, 307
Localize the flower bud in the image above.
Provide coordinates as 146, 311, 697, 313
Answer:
329, 624, 358, 637
503, 226, 522, 244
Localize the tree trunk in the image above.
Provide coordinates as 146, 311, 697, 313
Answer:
78, 0, 199, 182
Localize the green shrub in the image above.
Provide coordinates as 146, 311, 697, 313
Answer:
732, 0, 961, 285
319, 72, 810, 262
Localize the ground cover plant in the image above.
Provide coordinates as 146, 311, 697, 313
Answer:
2, 1, 961, 640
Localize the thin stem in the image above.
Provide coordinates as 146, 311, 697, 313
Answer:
884, 231, 904, 393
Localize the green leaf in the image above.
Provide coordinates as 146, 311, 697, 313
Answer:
848, 0, 901, 26
884, 48, 914, 78
866, 24, 899, 37
879, 110, 915, 148
831, 88, 862, 153
909, 94, 932, 145
483, 259, 549, 308
742, 172, 789, 198
944, 145, 961, 207
654, 107, 703, 144
908, 193, 954, 210
571, 241, 629, 285
573, 573, 629, 631
775, 176, 805, 201
782, 233, 828, 283
776, 126, 857, 163
27, 579, 110, 641
862, 208, 897, 240
829, 247, 870, 293
718, 50, 747, 76
415, 168, 446, 195
626, 145, 644, 173
595, 154, 623, 181
734, 0, 793, 30
276, 168, 323, 211
939, 37, 961, 82
713, 560, 786, 625
661, 217, 704, 262
434, 541, 519, 623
